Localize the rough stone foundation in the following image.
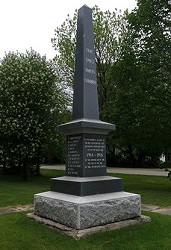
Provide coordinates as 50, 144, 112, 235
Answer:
27, 213, 151, 239
34, 191, 141, 230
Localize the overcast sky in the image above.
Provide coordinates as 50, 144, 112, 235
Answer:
0, 0, 137, 60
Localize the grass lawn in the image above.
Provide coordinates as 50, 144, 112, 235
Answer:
0, 169, 170, 207
0, 169, 64, 207
0, 211, 171, 250
0, 169, 171, 249
112, 173, 171, 206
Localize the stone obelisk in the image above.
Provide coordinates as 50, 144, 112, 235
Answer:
33, 5, 141, 234
58, 4, 115, 178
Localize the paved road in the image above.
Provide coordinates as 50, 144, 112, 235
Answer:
41, 165, 169, 177
107, 167, 169, 176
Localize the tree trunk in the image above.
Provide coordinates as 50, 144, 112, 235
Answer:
35, 148, 41, 176
3, 154, 7, 173
138, 151, 145, 167
128, 144, 135, 167
22, 157, 29, 180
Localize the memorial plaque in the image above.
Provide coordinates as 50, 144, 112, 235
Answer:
67, 135, 82, 176
83, 134, 106, 175
67, 134, 106, 177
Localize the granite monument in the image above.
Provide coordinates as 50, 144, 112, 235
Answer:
33, 5, 141, 232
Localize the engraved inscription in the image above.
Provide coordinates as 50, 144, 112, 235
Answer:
85, 58, 95, 64
86, 48, 93, 53
84, 137, 106, 169
85, 47, 96, 85
85, 68, 96, 74
67, 135, 81, 175
84, 78, 96, 84
67, 134, 106, 176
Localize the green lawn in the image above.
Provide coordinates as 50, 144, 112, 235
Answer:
0, 169, 64, 207
0, 211, 171, 250
0, 169, 170, 207
112, 173, 171, 206
0, 169, 171, 249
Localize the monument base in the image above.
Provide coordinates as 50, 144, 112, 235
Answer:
34, 191, 141, 230
27, 213, 150, 239
50, 176, 123, 196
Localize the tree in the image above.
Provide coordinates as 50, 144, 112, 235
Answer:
106, 0, 171, 166
51, 6, 128, 118
0, 50, 68, 179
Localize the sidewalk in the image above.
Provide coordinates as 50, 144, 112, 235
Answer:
41, 165, 169, 177
107, 167, 168, 176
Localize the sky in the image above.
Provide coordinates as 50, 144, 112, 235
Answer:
0, 0, 137, 60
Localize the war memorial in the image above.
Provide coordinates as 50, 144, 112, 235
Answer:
28, 5, 150, 238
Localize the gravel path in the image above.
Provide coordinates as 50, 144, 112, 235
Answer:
0, 205, 33, 215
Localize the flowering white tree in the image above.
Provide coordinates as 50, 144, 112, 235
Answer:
0, 50, 68, 179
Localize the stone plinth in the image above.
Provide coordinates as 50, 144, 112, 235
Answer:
34, 191, 141, 230
50, 176, 123, 196
59, 123, 115, 177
